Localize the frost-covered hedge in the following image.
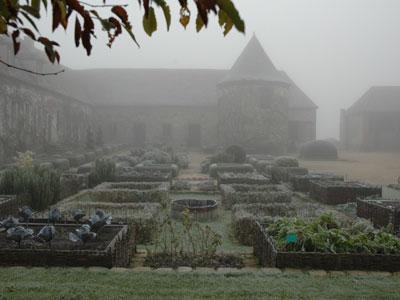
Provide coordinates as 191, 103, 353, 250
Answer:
273, 156, 299, 167
291, 172, 344, 192
232, 203, 297, 245
220, 184, 292, 209
134, 163, 179, 178
271, 166, 308, 183
116, 167, 172, 183
209, 163, 254, 178
217, 172, 271, 186
92, 181, 170, 205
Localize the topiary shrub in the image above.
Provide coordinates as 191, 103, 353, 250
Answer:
273, 156, 299, 167
224, 145, 246, 163
300, 140, 338, 160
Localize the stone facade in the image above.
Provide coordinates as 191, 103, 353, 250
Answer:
0, 39, 94, 164
218, 82, 289, 153
0, 36, 317, 162
95, 105, 218, 148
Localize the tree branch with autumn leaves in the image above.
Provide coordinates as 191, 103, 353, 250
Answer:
0, 0, 245, 69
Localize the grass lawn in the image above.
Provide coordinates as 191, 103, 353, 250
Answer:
0, 268, 399, 299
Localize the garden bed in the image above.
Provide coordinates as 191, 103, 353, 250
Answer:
309, 180, 381, 205
134, 164, 179, 178
290, 172, 344, 192
55, 191, 162, 243
383, 184, 400, 200
220, 184, 292, 209
357, 198, 400, 232
216, 172, 271, 186
209, 163, 254, 178
231, 203, 296, 246
115, 169, 172, 183
253, 219, 400, 271
0, 195, 29, 218
0, 223, 133, 268
60, 172, 89, 199
85, 181, 169, 205
171, 199, 218, 222
271, 166, 308, 183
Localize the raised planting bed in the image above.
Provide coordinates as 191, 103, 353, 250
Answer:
220, 184, 292, 209
0, 195, 29, 218
232, 203, 296, 246
0, 223, 133, 268
115, 168, 172, 183
383, 184, 400, 200
271, 166, 308, 183
134, 164, 179, 178
171, 199, 218, 222
56, 199, 161, 244
253, 215, 400, 271
216, 172, 271, 186
357, 198, 400, 233
209, 163, 254, 178
290, 172, 344, 192
60, 172, 89, 199
309, 180, 382, 205
90, 181, 170, 205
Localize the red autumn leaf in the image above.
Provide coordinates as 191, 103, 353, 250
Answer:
74, 17, 81, 47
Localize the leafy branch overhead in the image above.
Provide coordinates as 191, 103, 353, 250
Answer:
0, 0, 245, 63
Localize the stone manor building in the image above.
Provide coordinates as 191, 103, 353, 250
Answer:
55, 35, 318, 153
0, 35, 317, 162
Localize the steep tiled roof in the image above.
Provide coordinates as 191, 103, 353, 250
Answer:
219, 35, 288, 85
347, 86, 400, 114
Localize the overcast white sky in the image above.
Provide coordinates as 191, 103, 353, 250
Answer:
38, 0, 400, 139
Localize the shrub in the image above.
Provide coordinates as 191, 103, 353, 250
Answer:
0, 166, 61, 211
273, 156, 299, 167
88, 159, 116, 188
266, 214, 400, 254
300, 140, 338, 160
220, 184, 292, 209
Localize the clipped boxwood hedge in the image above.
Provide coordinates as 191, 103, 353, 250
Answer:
220, 184, 292, 209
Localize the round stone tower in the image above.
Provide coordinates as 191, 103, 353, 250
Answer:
217, 35, 290, 154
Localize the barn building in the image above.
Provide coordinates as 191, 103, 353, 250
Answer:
340, 86, 400, 151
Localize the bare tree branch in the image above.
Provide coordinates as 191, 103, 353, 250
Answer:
0, 59, 65, 76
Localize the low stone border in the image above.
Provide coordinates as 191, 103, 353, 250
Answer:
93, 267, 396, 276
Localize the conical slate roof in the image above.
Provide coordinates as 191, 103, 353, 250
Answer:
220, 35, 288, 85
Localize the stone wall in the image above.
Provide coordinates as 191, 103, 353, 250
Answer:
0, 73, 93, 164
94, 105, 218, 148
217, 81, 289, 153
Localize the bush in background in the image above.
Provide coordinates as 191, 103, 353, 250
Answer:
300, 140, 338, 160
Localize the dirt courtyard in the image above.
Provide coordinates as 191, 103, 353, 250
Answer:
181, 151, 400, 185
299, 151, 400, 185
